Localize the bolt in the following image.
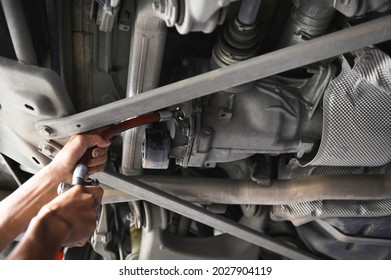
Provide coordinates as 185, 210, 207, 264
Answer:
41, 145, 55, 157
127, 212, 141, 228
152, 1, 160, 12
152, 0, 165, 14
202, 127, 213, 135
39, 126, 53, 138
127, 212, 134, 222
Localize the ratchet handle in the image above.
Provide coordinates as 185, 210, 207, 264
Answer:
78, 111, 172, 166
57, 111, 173, 195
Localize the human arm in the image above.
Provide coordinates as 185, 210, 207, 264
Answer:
7, 185, 103, 260
0, 134, 110, 252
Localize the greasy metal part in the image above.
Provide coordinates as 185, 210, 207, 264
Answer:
184, 78, 319, 168
211, 0, 261, 69
152, 0, 178, 27
237, 0, 262, 25
91, 205, 116, 259
315, 218, 391, 246
121, 0, 167, 176
277, 0, 335, 48
38, 140, 62, 160
0, 0, 37, 65
96, 173, 391, 205
138, 204, 266, 260
333, 0, 391, 17
96, 0, 121, 32
95, 171, 318, 260
173, 0, 238, 34
142, 128, 171, 169
37, 15, 391, 139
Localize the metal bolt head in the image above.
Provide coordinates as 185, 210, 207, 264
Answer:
152, 0, 163, 13
39, 126, 53, 138
340, 0, 351, 6
202, 127, 213, 135
41, 145, 55, 157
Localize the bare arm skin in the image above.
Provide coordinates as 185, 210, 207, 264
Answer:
7, 185, 103, 260
0, 134, 110, 252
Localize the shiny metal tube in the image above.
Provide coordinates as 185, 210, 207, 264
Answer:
96, 171, 318, 260
0, 0, 37, 65
121, 0, 167, 176
98, 174, 391, 205
237, 0, 262, 25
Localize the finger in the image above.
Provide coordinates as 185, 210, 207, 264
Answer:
91, 147, 108, 158
87, 164, 106, 175
89, 135, 111, 149
84, 186, 104, 207
64, 135, 110, 160
87, 152, 108, 167
66, 239, 89, 248
87, 153, 108, 167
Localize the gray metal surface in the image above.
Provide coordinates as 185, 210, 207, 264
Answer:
283, 159, 391, 180
96, 172, 391, 205
121, 0, 167, 176
36, 15, 391, 139
183, 74, 325, 168
0, 57, 74, 172
333, 0, 391, 17
0, 0, 37, 65
308, 49, 391, 166
173, 0, 237, 34
272, 199, 391, 226
91, 205, 116, 260
237, 0, 262, 25
138, 203, 265, 260
315, 218, 391, 246
277, 0, 335, 48
95, 171, 318, 259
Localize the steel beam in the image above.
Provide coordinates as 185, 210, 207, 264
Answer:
37, 15, 391, 139
95, 171, 319, 260
98, 174, 391, 205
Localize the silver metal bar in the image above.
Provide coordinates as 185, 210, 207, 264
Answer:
122, 0, 167, 175
238, 0, 262, 25
98, 174, 391, 205
96, 171, 318, 259
1, 0, 38, 65
36, 15, 391, 139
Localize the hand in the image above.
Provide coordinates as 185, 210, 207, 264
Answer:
7, 185, 103, 259
49, 134, 111, 183
34, 185, 103, 247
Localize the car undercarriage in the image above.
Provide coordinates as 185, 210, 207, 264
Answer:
0, 0, 391, 260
